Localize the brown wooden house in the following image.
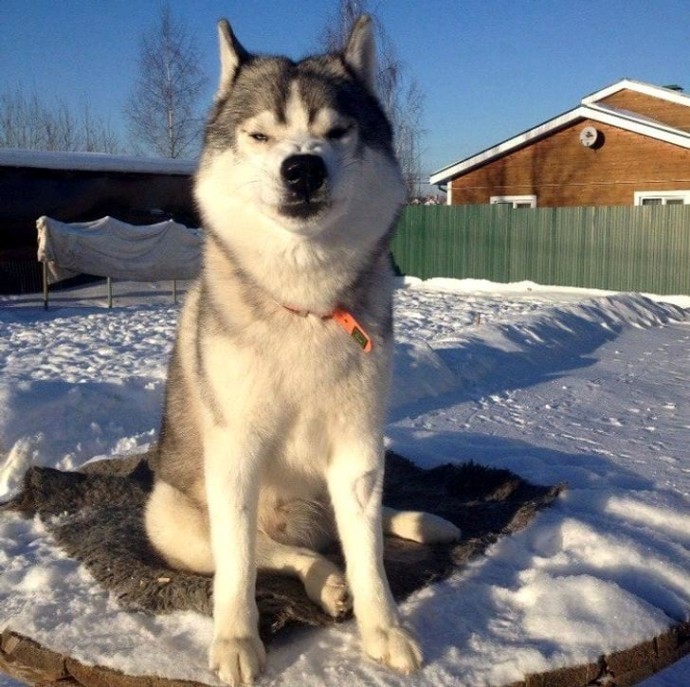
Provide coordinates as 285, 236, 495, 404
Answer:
430, 79, 690, 208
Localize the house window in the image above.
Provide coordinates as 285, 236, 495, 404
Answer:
490, 195, 537, 208
634, 191, 690, 206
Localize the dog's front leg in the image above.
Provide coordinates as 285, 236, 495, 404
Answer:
205, 428, 266, 686
328, 437, 422, 674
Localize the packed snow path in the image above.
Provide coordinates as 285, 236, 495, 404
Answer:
1, 280, 689, 686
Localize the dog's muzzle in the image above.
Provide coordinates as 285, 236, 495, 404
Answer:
280, 154, 329, 219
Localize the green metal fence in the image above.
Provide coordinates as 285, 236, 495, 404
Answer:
391, 205, 690, 295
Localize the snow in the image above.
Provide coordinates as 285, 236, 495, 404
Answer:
1, 278, 690, 687
0, 148, 196, 175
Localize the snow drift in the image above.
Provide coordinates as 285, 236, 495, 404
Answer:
1, 281, 689, 686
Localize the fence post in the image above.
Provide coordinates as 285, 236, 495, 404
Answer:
42, 262, 49, 310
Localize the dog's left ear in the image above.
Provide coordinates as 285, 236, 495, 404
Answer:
344, 15, 377, 92
217, 19, 250, 94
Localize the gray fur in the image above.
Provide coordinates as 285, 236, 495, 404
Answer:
204, 40, 394, 160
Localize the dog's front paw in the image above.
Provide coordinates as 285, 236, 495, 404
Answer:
209, 634, 266, 686
361, 624, 423, 674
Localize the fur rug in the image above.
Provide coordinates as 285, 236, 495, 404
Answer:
2, 451, 562, 641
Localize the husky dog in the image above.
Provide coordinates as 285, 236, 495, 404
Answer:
145, 16, 459, 686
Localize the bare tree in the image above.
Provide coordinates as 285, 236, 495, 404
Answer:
319, 0, 425, 199
0, 89, 44, 150
0, 87, 121, 153
81, 102, 120, 153
125, 4, 206, 158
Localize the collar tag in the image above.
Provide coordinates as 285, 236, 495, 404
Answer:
330, 307, 373, 352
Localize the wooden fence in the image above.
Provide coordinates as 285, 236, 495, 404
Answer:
391, 205, 690, 295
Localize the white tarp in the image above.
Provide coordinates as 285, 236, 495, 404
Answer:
36, 215, 203, 285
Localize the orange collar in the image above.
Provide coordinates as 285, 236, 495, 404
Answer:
282, 304, 372, 352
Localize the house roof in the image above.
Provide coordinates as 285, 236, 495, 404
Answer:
430, 79, 690, 186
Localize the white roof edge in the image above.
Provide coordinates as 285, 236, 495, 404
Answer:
430, 99, 690, 186
585, 106, 690, 148
430, 107, 585, 185
586, 102, 689, 137
582, 78, 690, 108
0, 148, 197, 175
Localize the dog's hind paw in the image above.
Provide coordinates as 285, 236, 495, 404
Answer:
304, 558, 352, 618
384, 508, 461, 544
209, 634, 266, 686
320, 572, 352, 618
361, 624, 423, 674
416, 512, 461, 543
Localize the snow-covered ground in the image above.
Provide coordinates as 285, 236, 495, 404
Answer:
1, 277, 690, 687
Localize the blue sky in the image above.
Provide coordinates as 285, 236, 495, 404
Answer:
1, 1, 689, 180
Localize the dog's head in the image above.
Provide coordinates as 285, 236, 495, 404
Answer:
195, 17, 405, 242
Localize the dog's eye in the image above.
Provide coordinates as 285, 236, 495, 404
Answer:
326, 126, 351, 141
249, 132, 269, 143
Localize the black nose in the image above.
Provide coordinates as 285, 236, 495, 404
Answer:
280, 154, 327, 201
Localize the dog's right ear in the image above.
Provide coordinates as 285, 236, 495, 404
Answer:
344, 15, 377, 92
217, 19, 250, 93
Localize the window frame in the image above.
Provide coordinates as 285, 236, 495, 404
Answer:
634, 190, 690, 206
490, 194, 537, 208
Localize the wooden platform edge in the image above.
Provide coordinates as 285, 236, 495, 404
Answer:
0, 629, 210, 687
1, 621, 689, 687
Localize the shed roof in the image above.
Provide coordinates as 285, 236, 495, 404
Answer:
430, 79, 690, 186
0, 148, 197, 175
